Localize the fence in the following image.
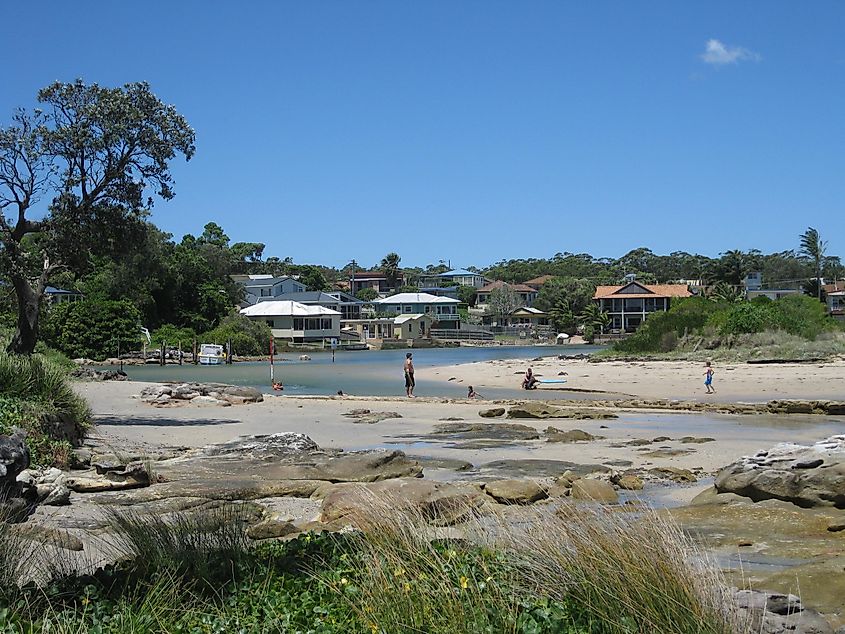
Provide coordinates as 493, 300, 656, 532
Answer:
430, 328, 494, 341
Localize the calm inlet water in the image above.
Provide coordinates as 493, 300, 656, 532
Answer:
118, 344, 603, 398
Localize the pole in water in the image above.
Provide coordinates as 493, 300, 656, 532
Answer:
269, 336, 275, 384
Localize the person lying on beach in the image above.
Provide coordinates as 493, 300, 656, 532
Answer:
522, 368, 539, 390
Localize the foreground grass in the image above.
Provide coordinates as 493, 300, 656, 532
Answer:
0, 352, 91, 467
0, 498, 748, 634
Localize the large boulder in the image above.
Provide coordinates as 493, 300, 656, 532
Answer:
715, 435, 845, 508
569, 479, 618, 504
0, 429, 30, 489
202, 433, 319, 457
483, 479, 547, 505
479, 408, 506, 418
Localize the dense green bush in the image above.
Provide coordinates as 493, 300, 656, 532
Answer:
613, 294, 838, 355
201, 311, 272, 356
41, 299, 143, 361
0, 353, 91, 466
150, 324, 197, 350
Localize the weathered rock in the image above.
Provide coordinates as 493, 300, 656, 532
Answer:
202, 433, 320, 457
141, 383, 262, 407
624, 438, 651, 447
733, 589, 834, 634
221, 386, 263, 403
507, 403, 617, 420
570, 479, 618, 503
679, 436, 716, 444
545, 427, 603, 443
191, 395, 231, 407
1, 429, 30, 489
71, 367, 128, 381
715, 435, 845, 508
66, 462, 150, 493
349, 411, 403, 424
431, 422, 540, 441
642, 448, 695, 458
43, 483, 71, 506
479, 408, 506, 418
649, 467, 697, 483
246, 517, 300, 540
484, 479, 547, 505
15, 525, 84, 551
688, 487, 750, 506
480, 459, 609, 478
69, 447, 93, 469
611, 473, 644, 491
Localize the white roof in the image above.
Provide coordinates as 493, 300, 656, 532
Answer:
393, 313, 427, 324
374, 292, 460, 305
514, 306, 544, 314
240, 301, 340, 317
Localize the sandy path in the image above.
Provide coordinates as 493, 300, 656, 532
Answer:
432, 357, 845, 402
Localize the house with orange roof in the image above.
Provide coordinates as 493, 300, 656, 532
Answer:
593, 281, 692, 332
524, 275, 556, 290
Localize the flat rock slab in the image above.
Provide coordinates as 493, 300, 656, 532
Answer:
430, 422, 540, 441
343, 411, 403, 424
507, 403, 618, 420
478, 408, 506, 418
570, 479, 618, 504
715, 435, 845, 508
478, 459, 609, 478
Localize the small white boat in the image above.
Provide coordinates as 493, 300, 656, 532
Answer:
198, 343, 226, 365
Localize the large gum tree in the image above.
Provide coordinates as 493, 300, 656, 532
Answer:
0, 80, 195, 354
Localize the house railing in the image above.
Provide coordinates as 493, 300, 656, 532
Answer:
431, 328, 494, 341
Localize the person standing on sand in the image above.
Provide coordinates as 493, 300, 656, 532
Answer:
704, 361, 715, 394
404, 352, 415, 398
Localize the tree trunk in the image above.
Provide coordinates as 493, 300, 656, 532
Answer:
8, 274, 41, 355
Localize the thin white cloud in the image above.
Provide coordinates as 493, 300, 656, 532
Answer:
700, 39, 761, 65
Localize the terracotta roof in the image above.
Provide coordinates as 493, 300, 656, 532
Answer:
524, 275, 556, 287
351, 270, 387, 279
593, 282, 692, 300
823, 281, 845, 293
478, 281, 537, 294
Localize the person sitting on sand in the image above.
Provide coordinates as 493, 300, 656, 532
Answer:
467, 385, 479, 398
704, 361, 715, 394
272, 381, 284, 391
522, 367, 539, 390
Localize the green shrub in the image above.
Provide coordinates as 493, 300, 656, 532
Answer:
614, 297, 718, 354
41, 299, 143, 361
149, 324, 197, 350
0, 353, 91, 466
201, 311, 272, 356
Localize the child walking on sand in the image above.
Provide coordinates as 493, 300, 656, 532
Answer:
704, 361, 715, 394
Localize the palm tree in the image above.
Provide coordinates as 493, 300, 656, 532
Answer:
709, 282, 744, 303
578, 303, 610, 335
380, 252, 402, 288
550, 300, 576, 333
799, 227, 827, 300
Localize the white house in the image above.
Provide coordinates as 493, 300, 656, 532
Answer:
593, 282, 692, 332
231, 275, 306, 306
372, 292, 461, 328
272, 290, 364, 320
240, 300, 340, 342
420, 268, 487, 289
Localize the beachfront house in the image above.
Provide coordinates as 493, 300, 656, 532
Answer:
270, 290, 364, 320
240, 300, 340, 342
372, 292, 461, 328
231, 274, 306, 306
524, 275, 556, 290
506, 307, 550, 328
475, 281, 539, 309
593, 282, 692, 333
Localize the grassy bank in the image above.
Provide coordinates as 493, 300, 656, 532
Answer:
600, 295, 845, 362
0, 500, 747, 633
0, 352, 91, 467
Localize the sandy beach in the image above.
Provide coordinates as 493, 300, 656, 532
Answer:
433, 357, 845, 402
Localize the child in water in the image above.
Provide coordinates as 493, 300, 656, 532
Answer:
704, 361, 715, 394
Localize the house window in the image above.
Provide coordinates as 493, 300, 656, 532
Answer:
404, 305, 412, 313
266, 319, 275, 328
293, 318, 305, 330
321, 318, 333, 330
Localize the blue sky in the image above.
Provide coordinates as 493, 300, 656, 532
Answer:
3, 1, 843, 268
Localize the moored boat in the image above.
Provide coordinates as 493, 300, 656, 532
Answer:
198, 343, 225, 365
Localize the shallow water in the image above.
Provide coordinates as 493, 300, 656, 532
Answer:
117, 344, 604, 398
